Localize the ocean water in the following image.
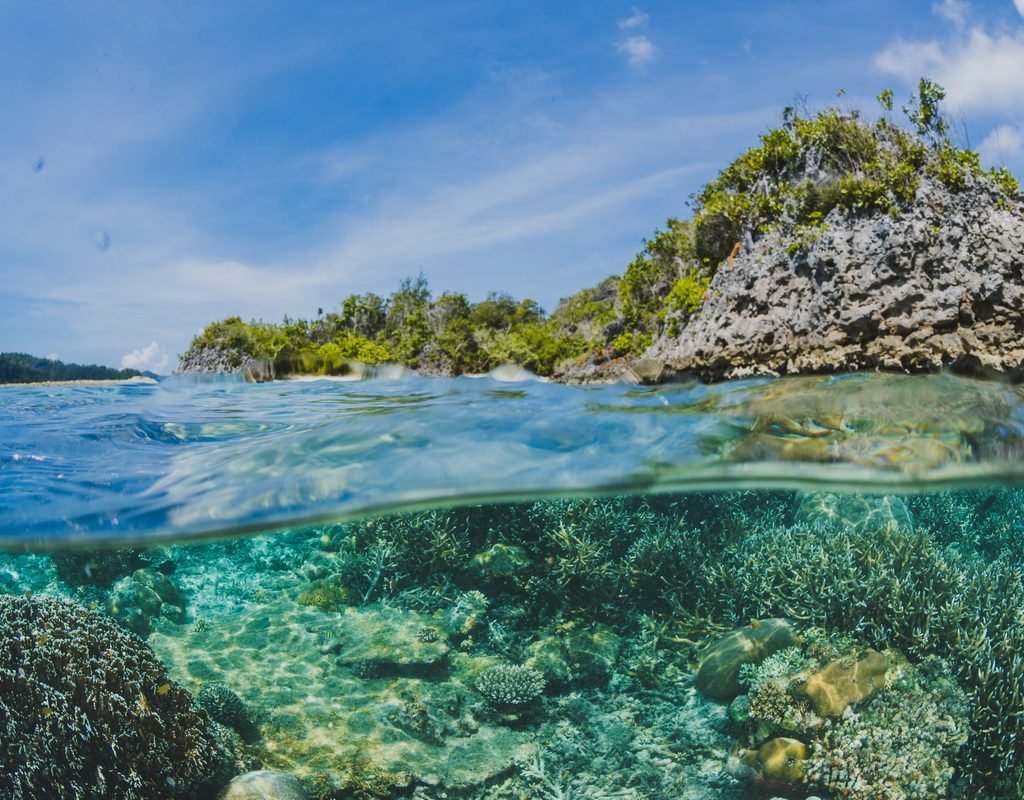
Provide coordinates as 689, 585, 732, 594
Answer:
1, 370, 1023, 799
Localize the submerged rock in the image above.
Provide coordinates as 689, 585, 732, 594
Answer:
696, 618, 800, 701
794, 492, 915, 534
526, 624, 621, 689
107, 566, 187, 636
646, 178, 1024, 382
220, 770, 308, 800
333, 605, 450, 674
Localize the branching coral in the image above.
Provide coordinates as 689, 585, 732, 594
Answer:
475, 665, 546, 707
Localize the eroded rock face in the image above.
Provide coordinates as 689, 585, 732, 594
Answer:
647, 179, 1024, 382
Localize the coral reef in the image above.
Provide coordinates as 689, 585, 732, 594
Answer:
10, 488, 1024, 798
0, 593, 226, 799
198, 682, 251, 732
803, 658, 969, 800
701, 513, 1024, 795
719, 625, 968, 799
796, 648, 890, 717
474, 665, 546, 708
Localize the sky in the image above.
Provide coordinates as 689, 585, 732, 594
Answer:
1, 0, 1024, 372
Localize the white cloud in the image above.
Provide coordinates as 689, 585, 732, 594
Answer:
875, 27, 1024, 114
1016, 0, 1024, 18
979, 123, 1024, 163
618, 8, 649, 30
933, 0, 968, 26
617, 35, 657, 68
121, 341, 173, 374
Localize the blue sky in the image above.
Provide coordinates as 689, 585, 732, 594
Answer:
2, 0, 1023, 372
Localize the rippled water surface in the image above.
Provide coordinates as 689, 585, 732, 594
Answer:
4, 370, 1024, 800
2, 370, 1024, 547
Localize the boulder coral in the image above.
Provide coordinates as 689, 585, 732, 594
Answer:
729, 736, 809, 786
796, 648, 891, 717
695, 618, 800, 701
0, 593, 226, 799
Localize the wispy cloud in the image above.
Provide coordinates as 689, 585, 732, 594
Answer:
618, 8, 650, 30
617, 35, 657, 68
615, 7, 656, 69
979, 123, 1024, 163
933, 0, 968, 27
1016, 0, 1024, 18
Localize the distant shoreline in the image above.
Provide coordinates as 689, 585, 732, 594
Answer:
0, 376, 159, 388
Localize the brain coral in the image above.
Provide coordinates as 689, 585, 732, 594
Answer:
0, 593, 226, 799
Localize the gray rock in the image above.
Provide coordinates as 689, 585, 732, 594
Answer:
176, 345, 257, 375
219, 770, 308, 800
646, 178, 1024, 382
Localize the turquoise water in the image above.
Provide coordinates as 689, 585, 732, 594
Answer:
3, 370, 1024, 547
2, 371, 1024, 799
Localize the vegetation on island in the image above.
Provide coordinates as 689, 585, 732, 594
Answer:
182, 79, 1020, 378
0, 352, 147, 384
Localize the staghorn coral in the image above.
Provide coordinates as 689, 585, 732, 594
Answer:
475, 664, 546, 707
702, 516, 1024, 795
0, 593, 226, 799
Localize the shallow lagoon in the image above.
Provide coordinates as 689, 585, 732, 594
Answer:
2, 372, 1023, 799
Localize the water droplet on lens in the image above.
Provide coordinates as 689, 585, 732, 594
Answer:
32, 157, 45, 173
94, 230, 111, 252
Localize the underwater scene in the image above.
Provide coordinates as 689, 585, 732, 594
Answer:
3, 372, 1024, 800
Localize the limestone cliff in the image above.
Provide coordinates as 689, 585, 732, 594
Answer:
643, 177, 1024, 382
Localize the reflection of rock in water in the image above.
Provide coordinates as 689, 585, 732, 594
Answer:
147, 596, 533, 795
713, 373, 1012, 471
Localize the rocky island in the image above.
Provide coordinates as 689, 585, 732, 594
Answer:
179, 81, 1023, 384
